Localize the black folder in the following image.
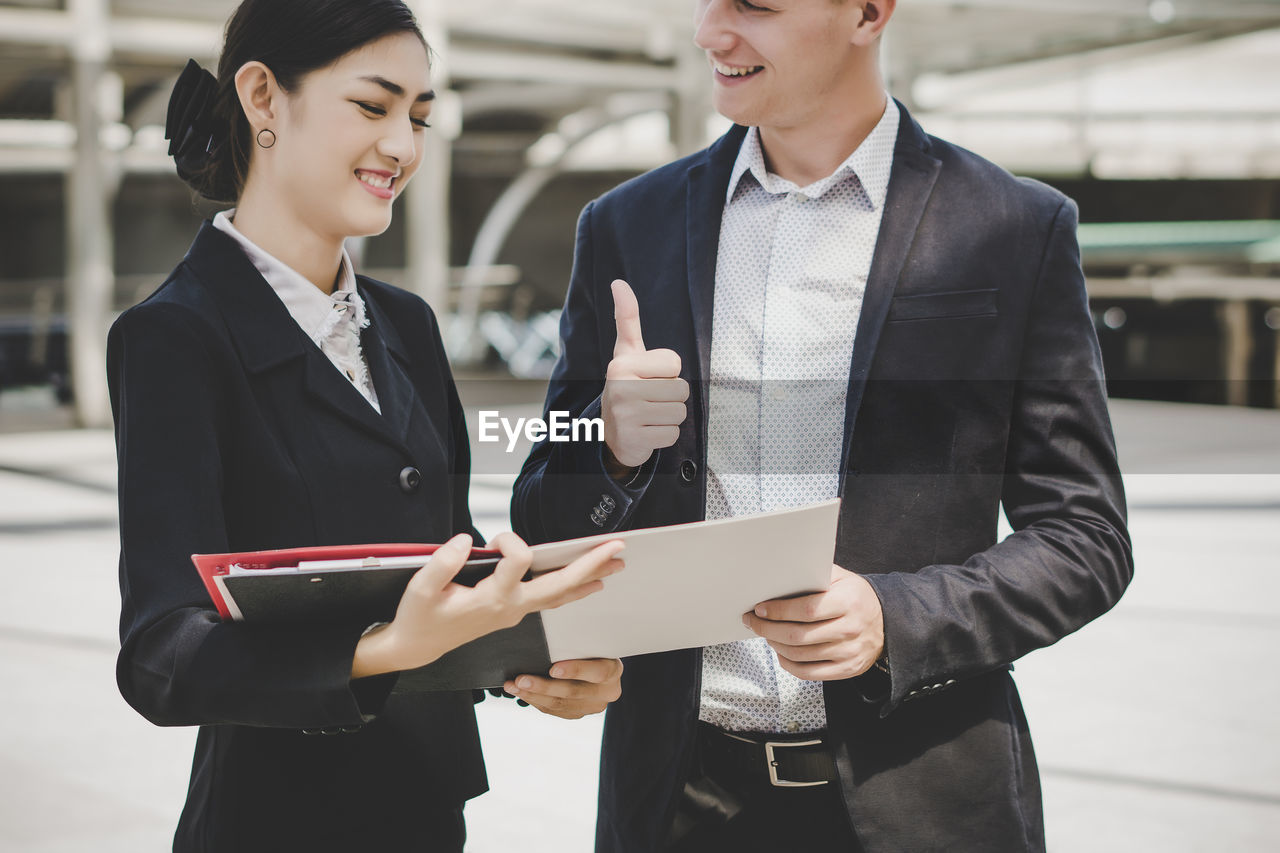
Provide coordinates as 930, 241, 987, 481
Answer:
193, 545, 554, 691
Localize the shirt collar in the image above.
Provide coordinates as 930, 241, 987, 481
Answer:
725, 96, 899, 208
212, 209, 359, 345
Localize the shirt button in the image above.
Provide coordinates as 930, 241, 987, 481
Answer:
794, 192, 808, 203
784, 721, 800, 733
398, 466, 421, 494
679, 459, 698, 483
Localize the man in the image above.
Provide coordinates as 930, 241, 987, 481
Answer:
511, 0, 1133, 850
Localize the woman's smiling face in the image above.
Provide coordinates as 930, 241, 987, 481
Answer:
266, 31, 433, 241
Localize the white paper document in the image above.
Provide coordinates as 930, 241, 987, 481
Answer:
529, 499, 841, 660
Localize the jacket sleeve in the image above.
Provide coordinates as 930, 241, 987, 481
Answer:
109, 301, 384, 729
862, 198, 1133, 715
511, 201, 657, 545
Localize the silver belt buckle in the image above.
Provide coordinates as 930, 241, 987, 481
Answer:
764, 739, 827, 787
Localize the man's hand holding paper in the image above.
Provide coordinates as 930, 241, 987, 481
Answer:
743, 565, 886, 682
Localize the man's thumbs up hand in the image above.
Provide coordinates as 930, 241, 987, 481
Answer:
603, 280, 690, 470
612, 278, 648, 358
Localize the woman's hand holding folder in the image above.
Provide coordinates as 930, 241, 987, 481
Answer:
350, 532, 625, 680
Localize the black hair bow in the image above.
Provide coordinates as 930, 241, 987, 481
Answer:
165, 59, 230, 197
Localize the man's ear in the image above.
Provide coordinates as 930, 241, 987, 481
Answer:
233, 61, 281, 130
852, 0, 896, 47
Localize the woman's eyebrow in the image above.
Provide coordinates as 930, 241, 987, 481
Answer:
359, 75, 436, 103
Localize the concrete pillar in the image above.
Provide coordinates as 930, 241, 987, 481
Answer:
1268, 305, 1280, 410
404, 0, 453, 318
881, 27, 904, 108
1274, 324, 1280, 411
405, 116, 454, 314
65, 0, 114, 428
671, 38, 711, 157
1218, 300, 1252, 407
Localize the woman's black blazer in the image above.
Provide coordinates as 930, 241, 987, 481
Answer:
107, 222, 487, 851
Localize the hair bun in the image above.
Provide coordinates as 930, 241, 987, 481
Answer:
165, 59, 233, 199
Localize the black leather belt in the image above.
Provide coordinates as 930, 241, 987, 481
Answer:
697, 723, 838, 788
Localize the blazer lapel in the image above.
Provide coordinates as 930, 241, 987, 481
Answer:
183, 222, 408, 452
359, 282, 416, 445
839, 103, 942, 482
686, 125, 749, 428
298, 343, 407, 451
184, 221, 308, 373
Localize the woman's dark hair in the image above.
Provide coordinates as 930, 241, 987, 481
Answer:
168, 0, 426, 202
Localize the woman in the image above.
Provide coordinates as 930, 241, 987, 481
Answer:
107, 1, 623, 850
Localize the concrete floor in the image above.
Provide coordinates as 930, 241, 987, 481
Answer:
0, 390, 1277, 852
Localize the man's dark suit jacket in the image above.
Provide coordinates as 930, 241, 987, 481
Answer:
108, 223, 486, 852
512, 103, 1133, 852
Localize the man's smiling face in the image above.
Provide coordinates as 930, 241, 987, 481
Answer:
693, 0, 866, 133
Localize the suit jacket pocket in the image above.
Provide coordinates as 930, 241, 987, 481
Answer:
887, 288, 998, 322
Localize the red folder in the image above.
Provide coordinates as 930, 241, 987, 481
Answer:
191, 543, 501, 620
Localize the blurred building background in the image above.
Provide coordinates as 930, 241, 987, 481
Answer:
2, 4, 1280, 852
0, 0, 1279, 426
